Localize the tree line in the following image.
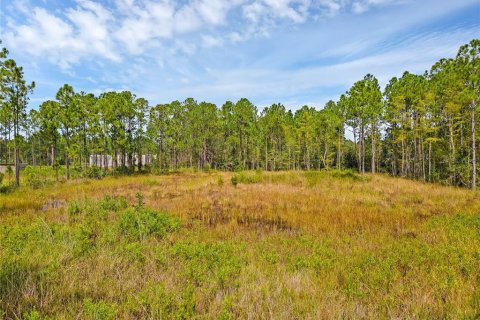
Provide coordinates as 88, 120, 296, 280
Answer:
0, 40, 478, 189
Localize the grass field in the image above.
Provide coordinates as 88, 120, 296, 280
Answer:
1, 170, 479, 319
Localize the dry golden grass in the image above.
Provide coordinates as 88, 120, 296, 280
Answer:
1, 170, 479, 319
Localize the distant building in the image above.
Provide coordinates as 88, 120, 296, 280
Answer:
88, 154, 154, 168
89, 155, 113, 168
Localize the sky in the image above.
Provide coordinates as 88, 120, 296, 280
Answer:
0, 0, 479, 111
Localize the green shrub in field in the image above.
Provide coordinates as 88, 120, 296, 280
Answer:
83, 299, 117, 320
119, 208, 180, 241
237, 171, 262, 184
67, 200, 82, 216
68, 195, 128, 219
22, 310, 42, 320
171, 241, 245, 287
99, 195, 128, 212
0, 172, 10, 194
85, 166, 104, 180
124, 283, 196, 319
330, 169, 364, 181
24, 166, 52, 189
288, 237, 335, 274
121, 241, 146, 263
230, 175, 238, 187
73, 225, 97, 256
303, 169, 364, 186
5, 165, 13, 184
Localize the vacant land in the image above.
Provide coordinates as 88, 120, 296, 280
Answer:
1, 170, 479, 319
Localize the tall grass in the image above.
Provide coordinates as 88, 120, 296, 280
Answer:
0, 171, 479, 318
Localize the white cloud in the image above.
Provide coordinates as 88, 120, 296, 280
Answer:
3, 0, 416, 69
4, 1, 119, 69
202, 35, 224, 48
3, 0, 477, 111
351, 0, 408, 14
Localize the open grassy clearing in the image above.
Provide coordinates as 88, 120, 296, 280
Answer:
1, 170, 479, 319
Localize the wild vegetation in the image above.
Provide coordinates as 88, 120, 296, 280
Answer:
0, 40, 479, 189
0, 37, 479, 319
0, 170, 479, 319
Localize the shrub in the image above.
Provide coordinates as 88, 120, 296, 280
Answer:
230, 175, 238, 187
73, 225, 97, 256
119, 208, 181, 241
67, 200, 82, 217
23, 310, 42, 320
0, 172, 4, 185
99, 195, 128, 212
24, 166, 50, 189
230, 171, 272, 186
83, 299, 117, 320
330, 169, 363, 181
85, 166, 103, 179
5, 165, 13, 184
67, 195, 128, 218
121, 241, 145, 263
232, 172, 262, 184
113, 166, 131, 175
171, 241, 245, 287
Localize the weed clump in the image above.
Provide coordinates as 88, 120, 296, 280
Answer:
171, 241, 245, 287
24, 166, 52, 189
231, 171, 262, 186
119, 208, 180, 242
83, 298, 117, 320
84, 166, 104, 180
304, 169, 364, 186
230, 175, 238, 187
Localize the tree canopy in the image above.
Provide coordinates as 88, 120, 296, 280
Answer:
1, 39, 478, 189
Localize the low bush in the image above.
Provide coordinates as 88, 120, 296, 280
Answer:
84, 166, 104, 179
119, 208, 181, 241
83, 298, 117, 320
24, 166, 52, 189
231, 171, 262, 186
171, 241, 245, 287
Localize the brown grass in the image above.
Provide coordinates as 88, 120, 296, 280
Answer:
0, 171, 479, 319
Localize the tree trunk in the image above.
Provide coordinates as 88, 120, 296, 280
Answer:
14, 108, 20, 187
401, 137, 406, 177
371, 123, 375, 173
428, 140, 432, 182
361, 123, 365, 175
264, 136, 268, 171
472, 105, 477, 190
449, 116, 455, 184
65, 147, 70, 180
337, 128, 342, 170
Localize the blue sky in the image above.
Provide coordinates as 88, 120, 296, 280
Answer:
1, 0, 479, 110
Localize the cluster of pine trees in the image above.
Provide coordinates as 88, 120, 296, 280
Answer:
0, 40, 478, 188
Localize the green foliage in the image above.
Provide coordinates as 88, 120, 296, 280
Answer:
0, 40, 479, 189
24, 166, 52, 189
119, 207, 181, 241
171, 240, 245, 287
83, 299, 117, 320
85, 166, 103, 179
230, 175, 238, 187
232, 171, 262, 184
23, 310, 42, 320
303, 169, 364, 186
121, 241, 146, 263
